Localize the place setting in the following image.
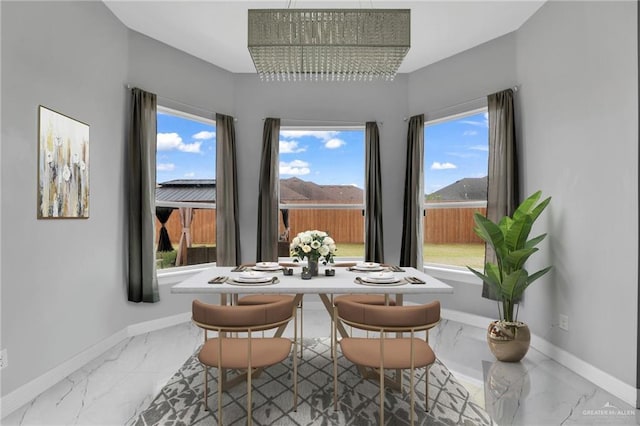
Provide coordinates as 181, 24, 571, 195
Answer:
354, 271, 407, 286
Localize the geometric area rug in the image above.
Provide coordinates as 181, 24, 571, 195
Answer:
134, 338, 495, 425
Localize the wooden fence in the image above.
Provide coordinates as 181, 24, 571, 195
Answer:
154, 205, 486, 248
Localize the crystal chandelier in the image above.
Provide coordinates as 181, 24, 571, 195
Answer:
248, 9, 410, 82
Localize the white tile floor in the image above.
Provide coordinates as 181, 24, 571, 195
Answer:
2, 305, 638, 425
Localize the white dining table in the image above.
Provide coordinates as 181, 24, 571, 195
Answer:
172, 263, 453, 334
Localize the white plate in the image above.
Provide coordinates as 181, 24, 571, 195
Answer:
239, 271, 268, 280
360, 276, 400, 284
233, 275, 273, 283
252, 262, 281, 271
352, 262, 383, 271
366, 271, 395, 281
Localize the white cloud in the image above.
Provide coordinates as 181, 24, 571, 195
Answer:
325, 138, 345, 149
469, 145, 489, 152
157, 132, 202, 153
193, 131, 215, 140
464, 130, 478, 136
157, 163, 175, 171
280, 139, 306, 154
281, 130, 339, 141
280, 159, 310, 176
431, 162, 457, 170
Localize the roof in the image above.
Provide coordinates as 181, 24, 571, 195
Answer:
427, 176, 487, 201
154, 177, 364, 204
156, 179, 216, 203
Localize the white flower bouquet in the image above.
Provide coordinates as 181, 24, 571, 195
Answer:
290, 230, 337, 264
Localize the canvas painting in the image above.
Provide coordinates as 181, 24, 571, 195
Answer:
38, 106, 90, 218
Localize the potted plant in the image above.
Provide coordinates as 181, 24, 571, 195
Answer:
468, 191, 552, 362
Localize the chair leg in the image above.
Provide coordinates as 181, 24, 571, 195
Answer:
299, 298, 303, 358
217, 366, 223, 426
203, 365, 209, 411
425, 365, 430, 412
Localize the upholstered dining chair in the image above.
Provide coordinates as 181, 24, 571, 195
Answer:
237, 294, 303, 357
330, 294, 396, 354
192, 298, 298, 426
332, 300, 441, 425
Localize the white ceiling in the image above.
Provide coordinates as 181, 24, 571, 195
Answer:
103, 0, 545, 74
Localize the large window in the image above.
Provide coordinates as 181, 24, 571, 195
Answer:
424, 109, 488, 269
278, 128, 365, 259
155, 107, 216, 269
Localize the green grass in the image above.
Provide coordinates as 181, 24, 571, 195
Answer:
156, 242, 485, 270
334, 242, 485, 269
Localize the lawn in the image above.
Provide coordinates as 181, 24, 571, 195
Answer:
335, 242, 485, 269
157, 242, 486, 270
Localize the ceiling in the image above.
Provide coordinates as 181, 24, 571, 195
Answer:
103, 0, 546, 74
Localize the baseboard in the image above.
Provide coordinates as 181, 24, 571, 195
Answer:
1, 312, 191, 420
441, 309, 637, 408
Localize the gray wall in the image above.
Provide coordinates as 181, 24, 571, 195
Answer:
1, 1, 130, 395
515, 0, 638, 386
1, 0, 637, 400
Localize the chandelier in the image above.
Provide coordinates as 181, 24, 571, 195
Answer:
248, 9, 410, 82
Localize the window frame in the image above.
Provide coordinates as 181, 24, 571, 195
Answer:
423, 107, 489, 274
278, 125, 366, 261
155, 105, 217, 275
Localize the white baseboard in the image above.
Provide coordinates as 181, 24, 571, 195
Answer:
1, 312, 191, 419
441, 309, 637, 408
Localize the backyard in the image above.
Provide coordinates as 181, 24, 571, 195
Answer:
156, 242, 485, 270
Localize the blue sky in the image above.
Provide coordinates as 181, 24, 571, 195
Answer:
156, 110, 488, 194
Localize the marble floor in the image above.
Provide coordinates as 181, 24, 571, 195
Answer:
2, 305, 638, 426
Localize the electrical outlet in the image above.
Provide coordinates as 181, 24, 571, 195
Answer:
0, 349, 7, 369
559, 314, 569, 331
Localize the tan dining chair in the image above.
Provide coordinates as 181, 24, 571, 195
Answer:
332, 300, 441, 425
237, 294, 304, 357
192, 298, 298, 426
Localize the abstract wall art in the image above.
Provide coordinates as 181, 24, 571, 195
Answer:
37, 106, 90, 219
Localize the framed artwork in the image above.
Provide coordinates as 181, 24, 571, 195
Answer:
37, 105, 90, 219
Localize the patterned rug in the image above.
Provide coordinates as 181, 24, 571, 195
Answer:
135, 338, 494, 425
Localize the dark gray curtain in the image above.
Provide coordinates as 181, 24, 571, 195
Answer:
155, 207, 174, 252
256, 118, 280, 262
128, 88, 159, 303
400, 115, 425, 268
215, 113, 241, 266
483, 88, 519, 299
365, 121, 384, 263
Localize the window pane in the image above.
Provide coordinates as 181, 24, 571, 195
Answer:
155, 108, 216, 269
279, 129, 365, 259
424, 110, 488, 269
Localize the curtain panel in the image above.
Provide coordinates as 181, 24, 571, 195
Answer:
365, 121, 385, 263
256, 118, 280, 262
400, 115, 425, 268
483, 88, 519, 300
215, 113, 241, 266
127, 88, 159, 303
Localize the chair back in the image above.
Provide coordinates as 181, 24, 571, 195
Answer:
336, 300, 440, 333
192, 298, 294, 332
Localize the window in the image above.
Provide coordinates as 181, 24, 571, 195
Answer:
423, 109, 488, 269
155, 107, 216, 269
278, 128, 365, 259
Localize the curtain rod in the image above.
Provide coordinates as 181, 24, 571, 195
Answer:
268, 117, 382, 126
125, 84, 236, 121
403, 85, 520, 121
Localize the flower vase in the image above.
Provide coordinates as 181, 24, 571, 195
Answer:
307, 259, 319, 276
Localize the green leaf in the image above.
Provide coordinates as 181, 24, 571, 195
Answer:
473, 213, 505, 256
467, 266, 501, 296
527, 266, 552, 286
504, 214, 533, 251
525, 233, 547, 249
530, 196, 552, 222
504, 247, 538, 271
